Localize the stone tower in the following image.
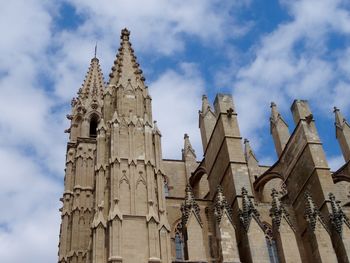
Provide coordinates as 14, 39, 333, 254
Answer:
59, 29, 350, 263
58, 29, 171, 263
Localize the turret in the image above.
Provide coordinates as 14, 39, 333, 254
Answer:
270, 102, 290, 157
334, 107, 350, 162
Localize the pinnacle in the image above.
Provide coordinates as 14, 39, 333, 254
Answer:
182, 133, 196, 159
78, 56, 105, 101
108, 29, 146, 88
334, 106, 346, 127
153, 121, 162, 136
244, 138, 258, 163
270, 101, 280, 122
270, 101, 289, 131
201, 94, 211, 113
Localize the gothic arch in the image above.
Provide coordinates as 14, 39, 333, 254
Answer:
171, 219, 185, 261
88, 112, 100, 138
254, 172, 284, 202
190, 166, 209, 199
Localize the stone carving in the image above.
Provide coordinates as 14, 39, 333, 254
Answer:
270, 188, 295, 232
181, 184, 202, 226
214, 185, 233, 224
329, 193, 350, 235
239, 187, 260, 231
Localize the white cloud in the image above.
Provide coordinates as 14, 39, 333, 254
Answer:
150, 63, 205, 159
2, 0, 350, 262
328, 154, 345, 171
0, 147, 61, 262
0, 1, 248, 261
227, 0, 350, 154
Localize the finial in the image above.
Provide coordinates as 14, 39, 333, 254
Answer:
184, 133, 189, 139
334, 106, 339, 113
239, 187, 260, 230
201, 94, 211, 113
271, 101, 276, 108
329, 192, 349, 234
181, 184, 202, 226
244, 138, 249, 144
121, 28, 130, 41
214, 185, 233, 223
94, 42, 97, 58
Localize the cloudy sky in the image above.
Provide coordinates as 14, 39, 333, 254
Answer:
1, 0, 350, 261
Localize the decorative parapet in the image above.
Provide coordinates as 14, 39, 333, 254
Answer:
329, 193, 350, 235
270, 188, 295, 232
239, 187, 260, 231
181, 184, 202, 226
214, 185, 233, 224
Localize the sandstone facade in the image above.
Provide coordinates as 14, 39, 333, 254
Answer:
58, 29, 350, 263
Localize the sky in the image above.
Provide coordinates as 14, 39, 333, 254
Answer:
1, 0, 350, 261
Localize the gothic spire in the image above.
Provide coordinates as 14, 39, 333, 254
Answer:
78, 56, 105, 101
244, 138, 258, 164
181, 184, 202, 226
304, 192, 327, 232
182, 133, 196, 160
329, 193, 350, 235
108, 28, 146, 88
214, 185, 233, 224
201, 95, 211, 114
334, 107, 350, 162
270, 188, 295, 231
270, 102, 290, 157
239, 187, 260, 231
334, 106, 346, 129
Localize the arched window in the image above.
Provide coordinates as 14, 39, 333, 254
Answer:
266, 238, 279, 263
164, 178, 169, 197
89, 116, 98, 138
175, 232, 184, 260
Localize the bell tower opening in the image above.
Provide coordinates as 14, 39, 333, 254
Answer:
89, 115, 99, 138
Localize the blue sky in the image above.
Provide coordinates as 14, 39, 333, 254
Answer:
1, 0, 350, 261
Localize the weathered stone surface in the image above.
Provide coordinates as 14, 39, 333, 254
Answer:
58, 29, 350, 263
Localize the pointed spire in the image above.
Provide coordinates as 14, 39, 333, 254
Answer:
78, 56, 105, 101
239, 187, 260, 231
214, 185, 233, 224
97, 118, 107, 136
244, 138, 258, 163
108, 28, 146, 88
199, 94, 216, 152
334, 107, 345, 128
92, 202, 107, 228
329, 193, 350, 235
182, 133, 196, 160
270, 189, 295, 232
153, 121, 161, 136
334, 107, 350, 162
304, 192, 327, 232
181, 184, 201, 226
270, 102, 290, 157
201, 95, 211, 114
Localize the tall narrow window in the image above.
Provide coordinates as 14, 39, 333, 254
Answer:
164, 179, 169, 197
89, 116, 98, 138
175, 232, 184, 260
266, 238, 279, 263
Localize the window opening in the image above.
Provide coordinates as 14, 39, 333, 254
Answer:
89, 116, 98, 138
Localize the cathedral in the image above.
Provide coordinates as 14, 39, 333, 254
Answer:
58, 28, 350, 263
